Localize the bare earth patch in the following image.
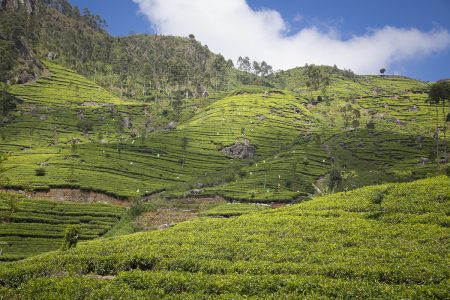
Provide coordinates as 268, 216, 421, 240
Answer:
1, 188, 128, 206
137, 196, 226, 230
136, 209, 198, 230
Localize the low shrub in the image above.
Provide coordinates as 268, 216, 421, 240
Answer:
34, 168, 46, 176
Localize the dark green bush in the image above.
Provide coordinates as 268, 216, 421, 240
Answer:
61, 224, 81, 251
34, 168, 46, 176
328, 168, 342, 189
130, 198, 145, 217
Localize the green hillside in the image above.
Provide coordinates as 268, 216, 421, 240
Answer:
0, 176, 448, 298
0, 192, 124, 261
0, 0, 247, 100
0, 1, 449, 299
1, 60, 447, 201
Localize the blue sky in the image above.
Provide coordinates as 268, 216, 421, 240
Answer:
69, 0, 449, 81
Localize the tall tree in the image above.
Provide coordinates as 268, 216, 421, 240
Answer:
428, 80, 450, 164
260, 61, 273, 77
0, 85, 16, 116
237, 56, 251, 73
304, 64, 331, 92
252, 61, 261, 76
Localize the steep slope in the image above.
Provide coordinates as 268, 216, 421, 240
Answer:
205, 74, 447, 200
0, 0, 242, 98
1, 62, 327, 200
1, 61, 448, 201
175, 90, 329, 201
0, 176, 448, 298
0, 192, 125, 261
2, 61, 209, 198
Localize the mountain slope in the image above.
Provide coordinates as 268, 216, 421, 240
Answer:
0, 0, 243, 98
1, 61, 448, 201
0, 176, 448, 298
0, 192, 124, 261
1, 62, 327, 200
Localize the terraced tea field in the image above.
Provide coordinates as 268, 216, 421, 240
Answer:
1, 176, 448, 298
1, 2, 449, 298
0, 193, 124, 261
1, 61, 448, 203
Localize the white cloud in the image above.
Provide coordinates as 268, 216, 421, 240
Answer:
133, 0, 450, 74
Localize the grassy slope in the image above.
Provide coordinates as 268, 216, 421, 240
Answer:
1, 62, 328, 200
203, 75, 448, 199
171, 90, 329, 201
2, 61, 225, 197
1, 62, 448, 201
0, 176, 448, 298
0, 192, 124, 261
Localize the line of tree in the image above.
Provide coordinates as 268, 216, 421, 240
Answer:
43, 0, 107, 30
0, 0, 238, 100
236, 56, 273, 77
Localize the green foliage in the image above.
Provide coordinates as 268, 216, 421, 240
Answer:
366, 121, 375, 130
304, 64, 331, 91
371, 189, 386, 207
1, 4, 448, 298
1, 58, 446, 202
0, 86, 17, 116
34, 168, 46, 176
341, 169, 357, 192
180, 136, 189, 151
428, 80, 450, 104
0, 193, 124, 260
328, 168, 342, 190
200, 202, 269, 217
129, 198, 145, 217
0, 40, 18, 82
60, 224, 81, 251
0, 177, 448, 298
0, 1, 41, 83
5, 194, 19, 215
302, 157, 309, 167
77, 119, 94, 134
0, 152, 9, 186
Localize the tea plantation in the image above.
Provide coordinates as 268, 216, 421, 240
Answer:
0, 193, 125, 261
0, 176, 448, 298
0, 60, 449, 299
1, 61, 447, 202
1, 1, 449, 298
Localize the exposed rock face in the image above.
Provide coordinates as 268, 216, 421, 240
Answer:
47, 52, 57, 60
419, 157, 429, 165
372, 87, 383, 95
391, 117, 406, 126
165, 121, 177, 130
407, 105, 419, 112
221, 139, 255, 159
256, 114, 266, 121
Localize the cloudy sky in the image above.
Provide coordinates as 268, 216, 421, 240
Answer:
70, 0, 450, 80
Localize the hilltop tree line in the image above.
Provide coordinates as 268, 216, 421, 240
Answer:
0, 0, 241, 100
0, 0, 368, 103
236, 56, 273, 77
